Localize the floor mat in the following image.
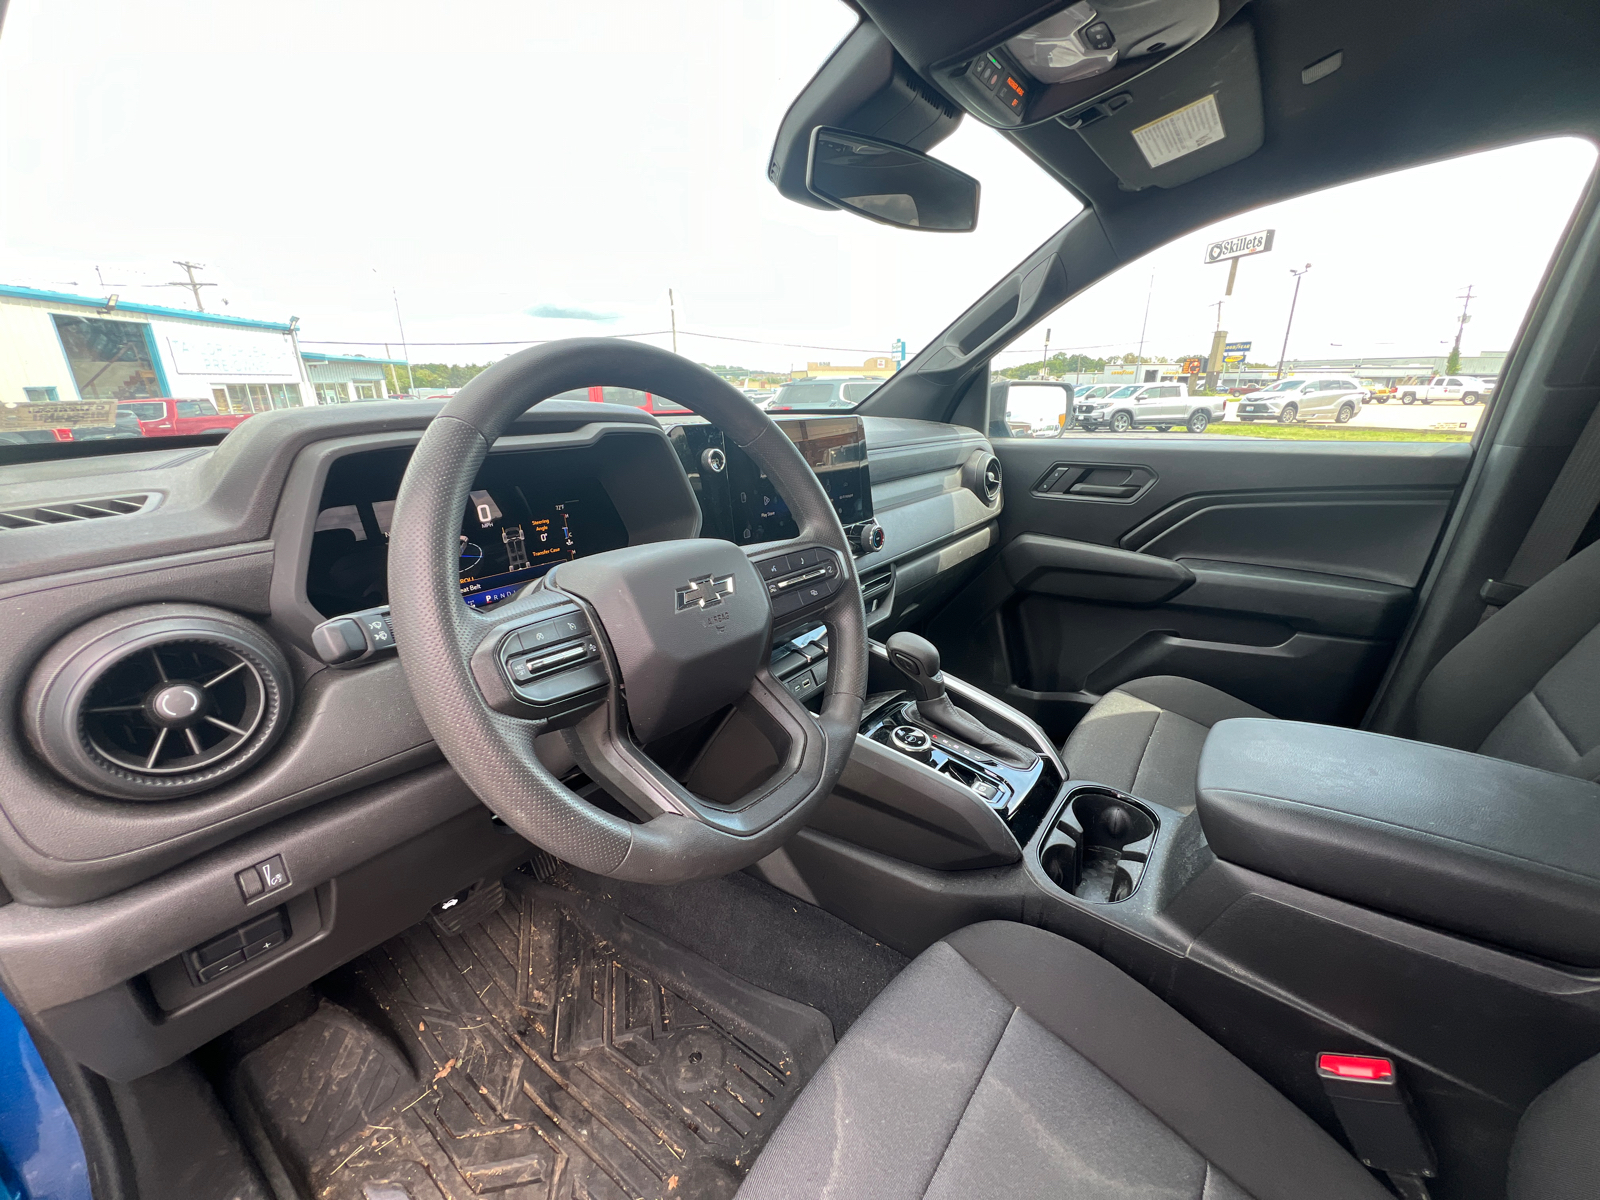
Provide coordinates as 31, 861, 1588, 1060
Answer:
232, 879, 834, 1200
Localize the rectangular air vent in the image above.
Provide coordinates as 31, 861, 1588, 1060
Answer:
860, 564, 894, 613
0, 494, 151, 531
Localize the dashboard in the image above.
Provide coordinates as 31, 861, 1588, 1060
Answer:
305, 416, 875, 619
0, 396, 1000, 1084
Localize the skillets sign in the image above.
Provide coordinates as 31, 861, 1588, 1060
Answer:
1204, 229, 1275, 263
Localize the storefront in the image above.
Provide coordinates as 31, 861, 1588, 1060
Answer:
300, 352, 403, 404
0, 284, 314, 413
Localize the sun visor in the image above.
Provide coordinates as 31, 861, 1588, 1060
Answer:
1064, 19, 1262, 189
769, 23, 963, 211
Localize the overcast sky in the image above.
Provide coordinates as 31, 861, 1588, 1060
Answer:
1, 0, 1593, 372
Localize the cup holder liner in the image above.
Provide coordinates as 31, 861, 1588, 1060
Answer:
1039, 787, 1158, 903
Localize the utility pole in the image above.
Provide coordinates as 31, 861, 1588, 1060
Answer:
1042, 328, 1051, 379
164, 261, 216, 311
1450, 284, 1475, 366
392, 289, 416, 397
668, 289, 678, 354
1135, 272, 1154, 382
1276, 264, 1313, 380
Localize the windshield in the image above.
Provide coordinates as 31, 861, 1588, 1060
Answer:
0, 1, 1076, 458
1105, 386, 1141, 399
1255, 379, 1303, 392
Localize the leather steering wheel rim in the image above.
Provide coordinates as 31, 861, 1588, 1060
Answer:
386, 337, 867, 883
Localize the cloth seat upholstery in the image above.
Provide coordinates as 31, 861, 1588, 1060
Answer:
1063, 539, 1600, 810
735, 921, 1389, 1200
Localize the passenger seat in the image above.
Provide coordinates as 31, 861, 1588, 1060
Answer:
1063, 537, 1600, 810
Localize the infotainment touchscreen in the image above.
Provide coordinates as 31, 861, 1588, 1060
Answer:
669, 416, 870, 544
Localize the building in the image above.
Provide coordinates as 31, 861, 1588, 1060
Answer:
795, 356, 897, 380
1282, 352, 1508, 381
0, 284, 319, 414
301, 352, 406, 404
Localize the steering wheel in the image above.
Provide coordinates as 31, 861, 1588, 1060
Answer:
386, 338, 866, 883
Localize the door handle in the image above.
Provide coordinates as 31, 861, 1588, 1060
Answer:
1068, 481, 1141, 498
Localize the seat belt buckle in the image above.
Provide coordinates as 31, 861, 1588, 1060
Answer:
1316, 1053, 1437, 1182
1478, 578, 1527, 607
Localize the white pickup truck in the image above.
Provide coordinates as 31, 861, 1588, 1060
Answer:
1397, 375, 1494, 405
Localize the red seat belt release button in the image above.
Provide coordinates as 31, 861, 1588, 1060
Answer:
1316, 1052, 1436, 1179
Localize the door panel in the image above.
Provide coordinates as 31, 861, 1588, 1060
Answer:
928, 437, 1470, 738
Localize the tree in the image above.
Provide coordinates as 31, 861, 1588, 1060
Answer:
1445, 346, 1462, 375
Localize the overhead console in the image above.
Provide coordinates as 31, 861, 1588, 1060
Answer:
931, 0, 1229, 130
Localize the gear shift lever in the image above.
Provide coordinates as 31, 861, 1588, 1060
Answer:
885, 632, 1036, 768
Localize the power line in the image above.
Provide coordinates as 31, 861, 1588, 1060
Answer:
298, 328, 897, 354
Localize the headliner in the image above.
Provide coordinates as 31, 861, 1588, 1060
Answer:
856, 0, 1600, 261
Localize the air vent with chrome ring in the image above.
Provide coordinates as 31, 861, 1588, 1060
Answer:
962, 450, 1003, 505
23, 604, 293, 800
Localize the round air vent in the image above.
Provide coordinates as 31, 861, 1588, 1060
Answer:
963, 451, 1003, 505
24, 604, 293, 800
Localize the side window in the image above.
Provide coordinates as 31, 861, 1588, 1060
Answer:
994, 137, 1595, 442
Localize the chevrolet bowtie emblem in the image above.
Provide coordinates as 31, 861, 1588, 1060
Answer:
675, 573, 735, 612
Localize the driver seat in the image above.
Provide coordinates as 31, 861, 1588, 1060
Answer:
735, 921, 1597, 1199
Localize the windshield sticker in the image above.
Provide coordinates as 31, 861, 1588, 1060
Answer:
1131, 94, 1225, 169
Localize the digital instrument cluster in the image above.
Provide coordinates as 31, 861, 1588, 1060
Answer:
305, 446, 627, 619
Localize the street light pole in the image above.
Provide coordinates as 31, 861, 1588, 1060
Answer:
1135, 272, 1154, 380
1276, 264, 1313, 380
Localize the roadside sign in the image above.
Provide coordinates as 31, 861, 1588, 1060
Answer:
0, 399, 117, 431
1204, 230, 1275, 263
1223, 340, 1251, 354
1180, 357, 1204, 375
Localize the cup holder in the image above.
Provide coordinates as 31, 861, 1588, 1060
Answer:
1038, 787, 1158, 903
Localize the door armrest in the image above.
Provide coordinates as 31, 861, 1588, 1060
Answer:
1196, 719, 1600, 966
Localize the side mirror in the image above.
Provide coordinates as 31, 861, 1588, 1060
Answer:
806, 127, 980, 232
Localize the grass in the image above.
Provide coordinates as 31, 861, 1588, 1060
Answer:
1200, 422, 1473, 443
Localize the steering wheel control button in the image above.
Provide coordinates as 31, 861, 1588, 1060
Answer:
521, 609, 587, 650
761, 547, 845, 624
890, 724, 934, 758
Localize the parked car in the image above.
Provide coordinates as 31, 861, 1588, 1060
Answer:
69, 407, 146, 441
764, 377, 882, 411
1235, 376, 1366, 424
1075, 381, 1220, 432
1397, 375, 1493, 405
118, 398, 252, 437
1001, 380, 1076, 436
0, 427, 73, 446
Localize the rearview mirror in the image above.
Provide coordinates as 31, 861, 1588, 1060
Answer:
805, 127, 980, 232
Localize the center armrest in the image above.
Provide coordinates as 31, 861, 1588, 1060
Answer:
1196, 719, 1600, 966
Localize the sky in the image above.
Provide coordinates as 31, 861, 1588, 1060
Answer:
0, 0, 1593, 373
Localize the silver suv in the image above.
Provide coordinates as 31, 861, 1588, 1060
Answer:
1076, 382, 1222, 433
1236, 376, 1367, 424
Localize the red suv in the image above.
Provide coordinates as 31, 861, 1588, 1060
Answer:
118, 398, 252, 437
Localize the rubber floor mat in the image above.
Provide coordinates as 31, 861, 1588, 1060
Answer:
233, 880, 834, 1200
